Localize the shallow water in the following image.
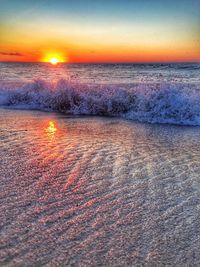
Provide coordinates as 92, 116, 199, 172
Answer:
1, 108, 200, 266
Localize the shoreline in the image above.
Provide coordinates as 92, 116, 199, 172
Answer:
1, 106, 200, 128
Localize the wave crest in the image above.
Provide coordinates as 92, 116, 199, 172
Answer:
0, 79, 200, 126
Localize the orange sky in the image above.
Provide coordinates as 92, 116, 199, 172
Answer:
0, 1, 199, 63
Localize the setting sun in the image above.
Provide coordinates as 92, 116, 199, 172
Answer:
50, 58, 59, 65
42, 53, 66, 64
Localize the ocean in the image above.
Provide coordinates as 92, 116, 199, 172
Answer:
0, 62, 200, 125
0, 62, 200, 266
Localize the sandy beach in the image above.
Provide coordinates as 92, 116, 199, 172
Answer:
1, 108, 200, 266
1, 0, 200, 264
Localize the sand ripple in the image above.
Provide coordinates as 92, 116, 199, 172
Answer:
0, 109, 200, 266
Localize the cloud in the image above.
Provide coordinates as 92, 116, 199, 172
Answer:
0, 52, 24, 56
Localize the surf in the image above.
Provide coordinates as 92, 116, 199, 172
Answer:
0, 79, 199, 126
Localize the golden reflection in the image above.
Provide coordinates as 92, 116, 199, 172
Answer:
45, 120, 57, 138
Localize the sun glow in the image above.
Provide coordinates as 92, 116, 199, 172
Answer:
50, 57, 59, 65
42, 53, 66, 64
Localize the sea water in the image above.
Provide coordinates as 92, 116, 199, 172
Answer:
0, 62, 200, 125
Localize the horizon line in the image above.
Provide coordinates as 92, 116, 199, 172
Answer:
0, 61, 200, 64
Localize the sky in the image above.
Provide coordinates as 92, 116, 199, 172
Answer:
0, 0, 199, 62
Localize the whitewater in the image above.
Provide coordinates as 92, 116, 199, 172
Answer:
0, 62, 200, 126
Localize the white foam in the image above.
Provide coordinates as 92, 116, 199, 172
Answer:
0, 79, 200, 126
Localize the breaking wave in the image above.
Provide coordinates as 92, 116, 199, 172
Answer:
0, 79, 200, 126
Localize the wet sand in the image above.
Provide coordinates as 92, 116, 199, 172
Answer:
0, 108, 200, 266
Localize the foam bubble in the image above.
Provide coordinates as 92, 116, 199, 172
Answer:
0, 79, 199, 126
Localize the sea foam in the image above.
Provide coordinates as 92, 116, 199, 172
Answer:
0, 79, 199, 126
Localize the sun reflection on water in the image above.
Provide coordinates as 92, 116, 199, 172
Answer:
45, 121, 57, 138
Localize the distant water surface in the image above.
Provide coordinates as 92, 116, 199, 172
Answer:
0, 62, 200, 84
